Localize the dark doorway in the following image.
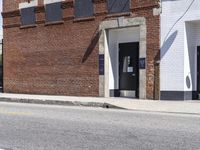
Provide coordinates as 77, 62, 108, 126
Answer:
119, 42, 139, 98
197, 46, 200, 99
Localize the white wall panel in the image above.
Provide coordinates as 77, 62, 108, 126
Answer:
161, 0, 200, 92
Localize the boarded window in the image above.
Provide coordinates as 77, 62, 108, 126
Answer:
107, 0, 130, 14
75, 0, 94, 18
21, 7, 36, 26
45, 2, 62, 22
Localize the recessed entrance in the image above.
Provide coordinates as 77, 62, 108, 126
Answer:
99, 17, 147, 99
119, 42, 139, 98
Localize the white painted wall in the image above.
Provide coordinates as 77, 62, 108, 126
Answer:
108, 27, 140, 90
19, 0, 65, 8
0, 40, 2, 55
161, 0, 200, 92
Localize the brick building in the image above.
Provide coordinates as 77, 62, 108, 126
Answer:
2, 0, 160, 99
0, 40, 2, 91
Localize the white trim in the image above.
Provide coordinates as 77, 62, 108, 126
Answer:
44, 0, 65, 5
19, 0, 38, 9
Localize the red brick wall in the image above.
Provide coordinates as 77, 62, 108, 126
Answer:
2, 0, 160, 99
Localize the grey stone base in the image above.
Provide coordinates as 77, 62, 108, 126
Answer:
160, 91, 198, 100
110, 90, 120, 97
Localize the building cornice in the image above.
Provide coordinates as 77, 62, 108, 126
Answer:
2, 1, 159, 29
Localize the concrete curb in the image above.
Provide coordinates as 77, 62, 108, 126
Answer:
1, 96, 200, 115
0, 97, 125, 110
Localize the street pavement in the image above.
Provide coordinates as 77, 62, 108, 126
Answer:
0, 102, 199, 150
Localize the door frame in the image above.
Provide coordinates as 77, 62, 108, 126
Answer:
98, 17, 147, 99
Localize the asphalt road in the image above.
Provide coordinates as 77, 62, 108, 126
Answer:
0, 102, 199, 150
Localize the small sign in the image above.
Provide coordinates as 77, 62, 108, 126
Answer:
127, 67, 133, 72
139, 58, 146, 69
99, 54, 104, 75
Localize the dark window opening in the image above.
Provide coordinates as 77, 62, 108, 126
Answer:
107, 0, 130, 14
75, 0, 94, 18
45, 2, 62, 23
20, 7, 36, 26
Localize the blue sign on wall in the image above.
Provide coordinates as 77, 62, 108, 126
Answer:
99, 54, 104, 75
139, 58, 146, 69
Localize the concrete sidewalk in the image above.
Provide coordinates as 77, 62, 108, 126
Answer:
0, 93, 200, 115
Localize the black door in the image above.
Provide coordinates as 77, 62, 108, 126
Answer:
119, 42, 139, 97
197, 46, 200, 98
